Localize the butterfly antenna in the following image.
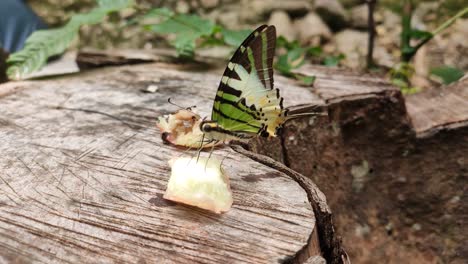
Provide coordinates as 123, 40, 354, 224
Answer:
167, 98, 197, 111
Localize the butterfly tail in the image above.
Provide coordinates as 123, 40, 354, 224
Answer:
284, 112, 328, 120
283, 105, 328, 121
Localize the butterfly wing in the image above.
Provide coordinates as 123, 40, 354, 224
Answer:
212, 25, 285, 137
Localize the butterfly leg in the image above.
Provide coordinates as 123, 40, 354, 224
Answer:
220, 150, 230, 167
205, 140, 219, 171
196, 133, 206, 163
177, 144, 196, 159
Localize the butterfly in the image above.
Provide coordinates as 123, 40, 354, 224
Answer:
199, 25, 289, 145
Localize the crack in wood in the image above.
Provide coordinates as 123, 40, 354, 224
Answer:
55, 106, 141, 130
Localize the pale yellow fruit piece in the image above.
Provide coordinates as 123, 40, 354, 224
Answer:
164, 156, 233, 214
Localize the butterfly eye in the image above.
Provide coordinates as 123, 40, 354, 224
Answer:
202, 124, 213, 132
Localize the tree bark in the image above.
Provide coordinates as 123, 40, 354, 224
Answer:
259, 64, 467, 263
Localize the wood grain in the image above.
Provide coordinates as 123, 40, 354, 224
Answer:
0, 64, 318, 263
294, 64, 395, 103
405, 78, 468, 137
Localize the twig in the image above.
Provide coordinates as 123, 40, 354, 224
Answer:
366, 0, 377, 69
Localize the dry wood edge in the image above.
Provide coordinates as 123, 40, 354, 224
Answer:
230, 144, 350, 264
76, 49, 225, 71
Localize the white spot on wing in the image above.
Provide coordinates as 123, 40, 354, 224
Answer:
221, 76, 228, 84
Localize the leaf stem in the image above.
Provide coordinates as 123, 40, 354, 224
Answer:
433, 7, 468, 35
401, 0, 413, 62
401, 1, 468, 63
412, 6, 468, 52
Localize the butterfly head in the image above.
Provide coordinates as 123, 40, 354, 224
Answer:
200, 120, 219, 133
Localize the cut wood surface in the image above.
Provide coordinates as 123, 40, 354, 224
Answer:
295, 64, 395, 103
405, 77, 468, 136
0, 63, 325, 263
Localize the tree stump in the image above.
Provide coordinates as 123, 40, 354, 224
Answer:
3, 49, 463, 263
0, 62, 346, 263
254, 64, 467, 264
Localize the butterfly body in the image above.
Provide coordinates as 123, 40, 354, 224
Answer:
200, 25, 288, 143
200, 120, 257, 141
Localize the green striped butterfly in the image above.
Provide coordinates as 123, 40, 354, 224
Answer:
200, 25, 287, 144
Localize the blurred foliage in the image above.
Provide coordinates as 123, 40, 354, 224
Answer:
140, 8, 216, 58
8, 0, 133, 80
18, 0, 466, 90
136, 7, 252, 58
393, 0, 466, 93
276, 36, 323, 85
323, 54, 346, 67
390, 63, 421, 94
28, 0, 148, 49
439, 0, 468, 19
220, 28, 252, 47
380, 0, 468, 21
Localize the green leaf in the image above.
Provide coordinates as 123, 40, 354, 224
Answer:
150, 15, 213, 35
307, 46, 323, 57
274, 35, 320, 86
430, 66, 464, 85
221, 28, 251, 47
409, 29, 433, 40
287, 47, 306, 68
150, 11, 215, 58
389, 62, 415, 91
276, 36, 301, 50
323, 54, 345, 67
275, 54, 292, 75
7, 0, 134, 80
401, 86, 421, 95
275, 47, 306, 76
142, 7, 174, 19
276, 36, 289, 49
199, 36, 225, 47
391, 77, 409, 89
126, 7, 173, 25
149, 13, 215, 58
97, 0, 133, 10
295, 74, 316, 86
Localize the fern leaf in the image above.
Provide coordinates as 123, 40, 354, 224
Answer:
7, 0, 134, 80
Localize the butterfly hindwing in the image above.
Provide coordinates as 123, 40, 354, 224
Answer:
212, 25, 284, 137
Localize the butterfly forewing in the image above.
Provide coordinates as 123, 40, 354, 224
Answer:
212, 25, 283, 137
